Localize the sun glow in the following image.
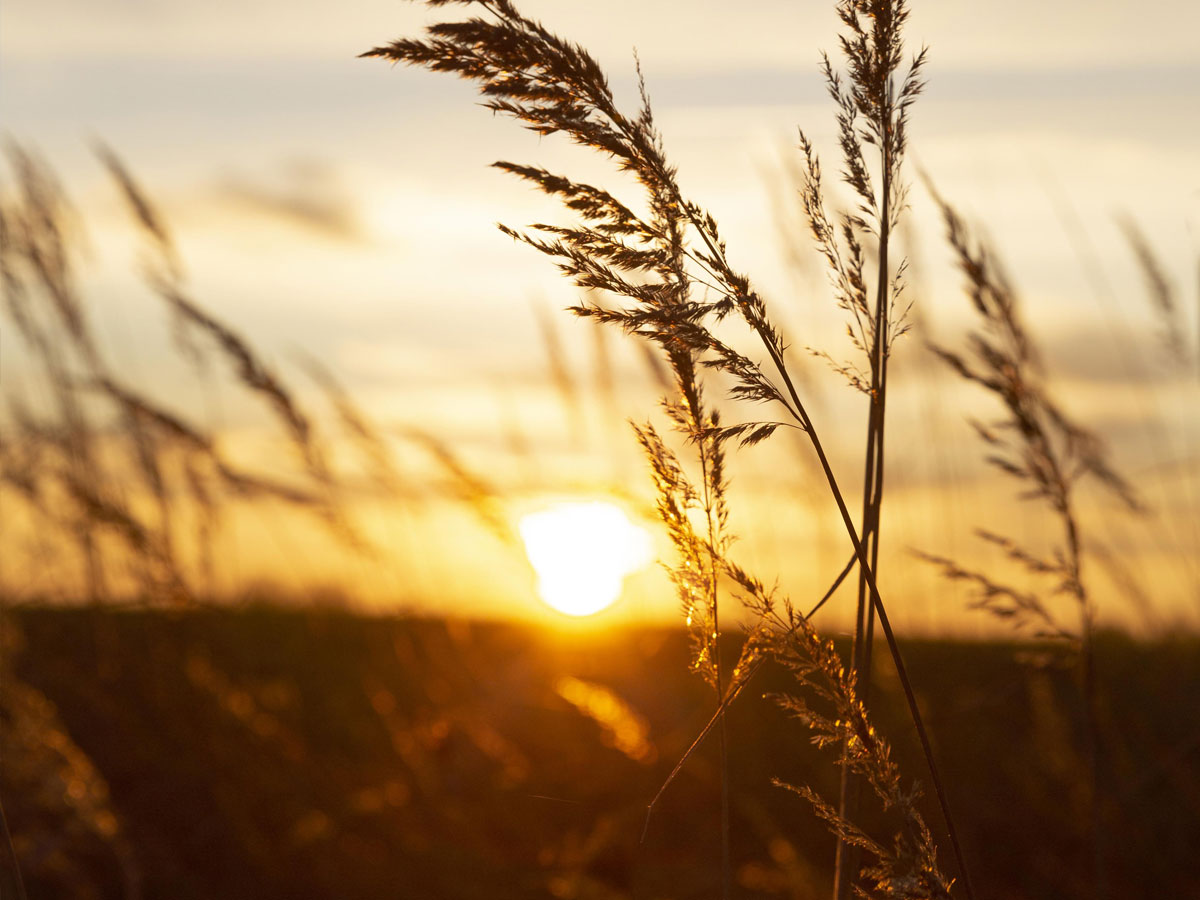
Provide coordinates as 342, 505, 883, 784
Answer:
519, 501, 654, 617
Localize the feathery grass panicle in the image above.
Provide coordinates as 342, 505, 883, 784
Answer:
96, 148, 366, 550
368, 4, 972, 896
926, 185, 1142, 900
928, 189, 1139, 521
724, 569, 953, 898
1118, 215, 1190, 371
633, 422, 722, 685
1, 146, 374, 602
922, 184, 1139, 649
793, 6, 926, 895
3, 146, 117, 601
107, 164, 331, 483
372, 11, 754, 888
913, 544, 1076, 642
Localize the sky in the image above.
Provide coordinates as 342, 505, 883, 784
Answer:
2, 0, 1198, 631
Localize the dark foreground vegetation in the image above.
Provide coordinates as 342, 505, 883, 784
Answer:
3, 606, 1197, 900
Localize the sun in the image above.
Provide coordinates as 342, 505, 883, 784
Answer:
518, 501, 654, 617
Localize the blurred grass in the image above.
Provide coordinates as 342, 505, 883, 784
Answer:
3, 605, 1198, 900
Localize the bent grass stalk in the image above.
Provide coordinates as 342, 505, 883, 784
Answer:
365, 2, 973, 895
922, 182, 1143, 900
0, 145, 377, 604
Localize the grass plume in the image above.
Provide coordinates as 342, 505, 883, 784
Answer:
922, 183, 1143, 899
0, 146, 370, 603
365, 2, 972, 894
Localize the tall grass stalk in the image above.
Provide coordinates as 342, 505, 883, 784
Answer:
791, 4, 925, 894
922, 185, 1142, 899
365, 2, 972, 894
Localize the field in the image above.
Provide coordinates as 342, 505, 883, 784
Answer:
4, 607, 1199, 900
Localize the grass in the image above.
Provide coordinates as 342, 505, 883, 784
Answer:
921, 187, 1151, 899
359, 0, 1199, 896
1, 0, 1198, 897
364, 1, 962, 895
0, 142, 527, 604
5, 605, 1200, 900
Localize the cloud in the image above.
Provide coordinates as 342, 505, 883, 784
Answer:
1039, 324, 1186, 387
214, 159, 365, 243
5, 0, 1200, 70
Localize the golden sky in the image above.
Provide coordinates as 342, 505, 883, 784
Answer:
1, 0, 1197, 632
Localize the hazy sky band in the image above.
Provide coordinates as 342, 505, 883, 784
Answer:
1, 0, 1196, 627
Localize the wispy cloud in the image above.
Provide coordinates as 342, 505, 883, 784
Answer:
215, 160, 365, 243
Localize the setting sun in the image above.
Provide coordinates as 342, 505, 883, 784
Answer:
518, 501, 654, 617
